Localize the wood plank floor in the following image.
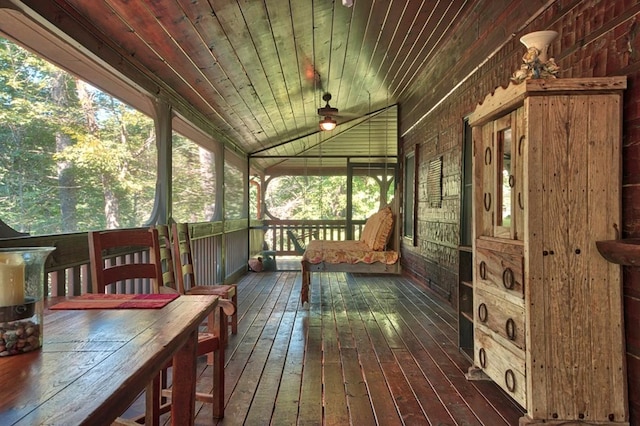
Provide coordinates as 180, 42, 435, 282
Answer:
139, 269, 526, 425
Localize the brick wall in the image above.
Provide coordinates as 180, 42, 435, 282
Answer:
399, 0, 640, 422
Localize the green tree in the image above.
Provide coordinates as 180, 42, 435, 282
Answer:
263, 173, 393, 221
172, 134, 217, 222
0, 39, 65, 234
0, 38, 158, 234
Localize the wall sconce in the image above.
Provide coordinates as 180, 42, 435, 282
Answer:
319, 116, 337, 131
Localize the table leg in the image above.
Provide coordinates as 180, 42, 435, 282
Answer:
170, 329, 197, 426
145, 374, 161, 426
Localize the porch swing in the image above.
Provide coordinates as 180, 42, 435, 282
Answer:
299, 105, 401, 305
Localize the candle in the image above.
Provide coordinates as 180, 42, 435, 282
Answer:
0, 252, 25, 307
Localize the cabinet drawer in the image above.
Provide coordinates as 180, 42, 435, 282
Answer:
475, 241, 524, 298
475, 327, 526, 408
475, 286, 525, 350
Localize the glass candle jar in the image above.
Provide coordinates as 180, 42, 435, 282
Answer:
0, 247, 55, 356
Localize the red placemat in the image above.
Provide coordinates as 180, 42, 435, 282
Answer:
50, 293, 180, 310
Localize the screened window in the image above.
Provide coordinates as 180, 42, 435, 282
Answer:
224, 153, 247, 219
172, 133, 216, 222
249, 175, 260, 220
0, 38, 157, 235
264, 175, 347, 220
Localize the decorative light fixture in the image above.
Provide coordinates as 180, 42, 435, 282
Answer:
319, 116, 337, 131
511, 30, 559, 83
318, 93, 338, 131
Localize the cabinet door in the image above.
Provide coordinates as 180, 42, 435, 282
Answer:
494, 110, 525, 240
473, 122, 495, 238
474, 109, 524, 240
493, 114, 512, 239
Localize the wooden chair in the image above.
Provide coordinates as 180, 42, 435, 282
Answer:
89, 228, 226, 421
88, 227, 164, 295
156, 224, 234, 356
88, 228, 165, 424
286, 229, 317, 255
171, 222, 238, 348
154, 224, 227, 419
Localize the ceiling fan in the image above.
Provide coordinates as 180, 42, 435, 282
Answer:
318, 93, 339, 131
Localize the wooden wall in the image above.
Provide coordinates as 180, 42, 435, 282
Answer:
399, 0, 640, 422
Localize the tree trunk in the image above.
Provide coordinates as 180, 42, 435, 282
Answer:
51, 71, 78, 233
102, 174, 120, 229
77, 79, 120, 229
198, 147, 216, 220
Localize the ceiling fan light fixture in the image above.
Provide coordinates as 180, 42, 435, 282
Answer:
319, 116, 337, 131
342, 0, 354, 7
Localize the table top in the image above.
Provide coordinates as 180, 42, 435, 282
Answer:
0, 295, 218, 426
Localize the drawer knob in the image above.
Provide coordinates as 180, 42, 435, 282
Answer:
505, 318, 516, 340
479, 261, 487, 280
479, 348, 487, 368
502, 267, 514, 290
478, 303, 488, 322
505, 369, 516, 393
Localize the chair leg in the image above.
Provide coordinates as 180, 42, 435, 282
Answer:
212, 338, 225, 419
206, 310, 217, 365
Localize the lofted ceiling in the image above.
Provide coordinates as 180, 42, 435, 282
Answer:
0, 0, 473, 174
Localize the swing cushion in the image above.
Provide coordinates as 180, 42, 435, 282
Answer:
360, 206, 394, 251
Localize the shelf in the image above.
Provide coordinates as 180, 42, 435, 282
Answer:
460, 311, 473, 323
461, 280, 473, 289
460, 345, 474, 361
596, 239, 640, 266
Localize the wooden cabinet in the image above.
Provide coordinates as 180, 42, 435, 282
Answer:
468, 77, 628, 425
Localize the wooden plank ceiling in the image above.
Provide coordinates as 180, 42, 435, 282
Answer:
5, 0, 472, 174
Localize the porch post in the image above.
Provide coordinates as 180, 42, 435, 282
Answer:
146, 99, 172, 225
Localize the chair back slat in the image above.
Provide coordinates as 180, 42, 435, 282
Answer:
287, 230, 306, 254
102, 264, 160, 285
172, 222, 197, 291
88, 228, 163, 294
155, 224, 180, 293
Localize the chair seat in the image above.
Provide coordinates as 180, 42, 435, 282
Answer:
187, 284, 236, 297
187, 285, 237, 349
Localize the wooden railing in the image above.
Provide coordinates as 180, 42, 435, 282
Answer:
0, 220, 248, 298
258, 220, 367, 256
0, 218, 370, 298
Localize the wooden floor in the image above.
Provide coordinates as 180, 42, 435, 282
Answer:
137, 269, 526, 425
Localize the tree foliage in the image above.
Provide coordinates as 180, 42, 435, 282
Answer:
0, 36, 393, 237
0, 38, 215, 235
264, 173, 394, 221
172, 135, 217, 222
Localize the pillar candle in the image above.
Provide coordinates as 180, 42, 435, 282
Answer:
0, 253, 25, 307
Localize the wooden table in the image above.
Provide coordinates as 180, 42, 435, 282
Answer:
0, 295, 218, 426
